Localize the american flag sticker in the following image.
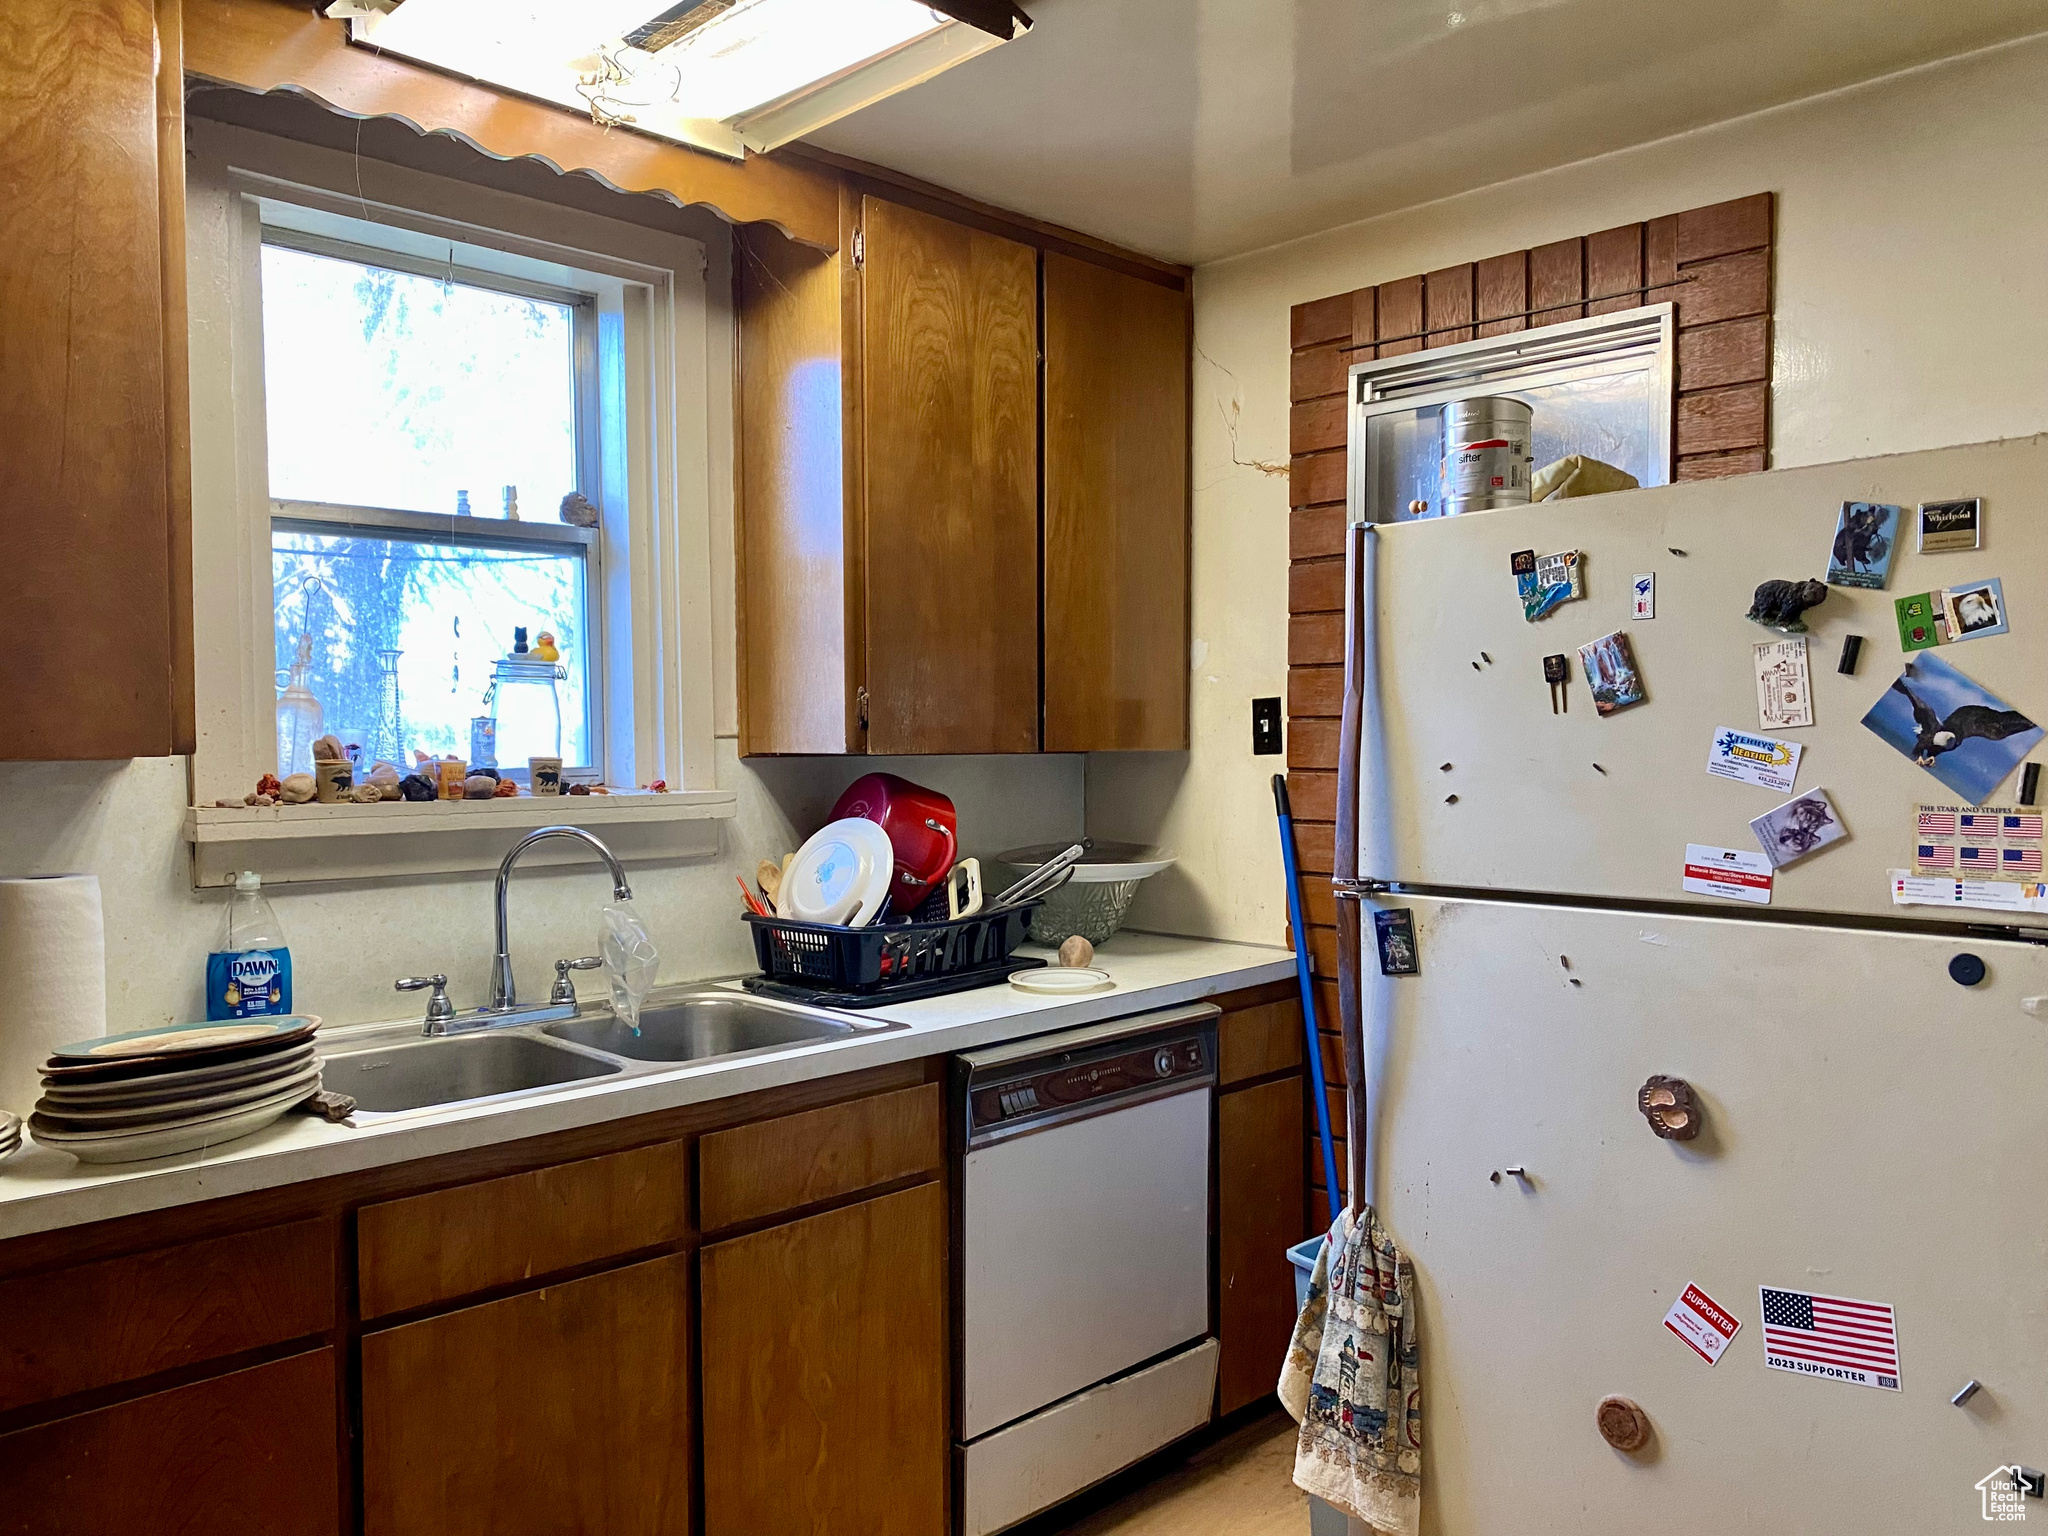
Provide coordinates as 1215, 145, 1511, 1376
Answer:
1960, 811, 2002, 835
1959, 844, 1999, 871
1915, 843, 1956, 870
2004, 813, 2044, 840
1918, 806, 1958, 836
1760, 1287, 1900, 1390
2004, 846, 2044, 874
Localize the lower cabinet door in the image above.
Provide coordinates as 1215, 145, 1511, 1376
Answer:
0, 1349, 339, 1535
1217, 1074, 1307, 1415
700, 1182, 947, 1536
360, 1253, 692, 1536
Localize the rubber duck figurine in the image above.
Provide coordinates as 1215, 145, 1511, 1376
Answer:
532, 630, 561, 663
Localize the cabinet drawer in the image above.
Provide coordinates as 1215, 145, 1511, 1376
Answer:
1218, 999, 1304, 1087
699, 1082, 942, 1231
358, 1140, 687, 1319
0, 1219, 334, 1413
0, 1349, 339, 1534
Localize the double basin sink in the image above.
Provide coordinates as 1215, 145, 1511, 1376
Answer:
321, 990, 905, 1119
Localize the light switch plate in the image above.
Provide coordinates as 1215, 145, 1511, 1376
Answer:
1252, 697, 1282, 755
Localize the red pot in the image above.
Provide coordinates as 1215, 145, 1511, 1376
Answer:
830, 773, 958, 916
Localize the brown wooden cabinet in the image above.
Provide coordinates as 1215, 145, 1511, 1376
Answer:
737, 188, 1190, 757
1215, 988, 1311, 1415
700, 1182, 948, 1535
360, 1254, 694, 1536
1043, 252, 1190, 751
0, 1349, 339, 1536
0, 0, 192, 759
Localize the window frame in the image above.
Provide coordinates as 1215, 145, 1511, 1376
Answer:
184, 118, 733, 882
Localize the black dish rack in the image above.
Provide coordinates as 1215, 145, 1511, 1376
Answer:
742, 902, 1043, 1006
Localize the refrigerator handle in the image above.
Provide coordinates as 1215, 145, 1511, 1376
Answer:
1333, 521, 1375, 1219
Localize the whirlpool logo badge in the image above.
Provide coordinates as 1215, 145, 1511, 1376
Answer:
1977, 1465, 2037, 1522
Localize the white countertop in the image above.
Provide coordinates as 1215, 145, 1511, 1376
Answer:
0, 932, 1293, 1242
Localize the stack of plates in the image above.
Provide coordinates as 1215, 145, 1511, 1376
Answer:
0, 1110, 19, 1162
30, 1017, 322, 1164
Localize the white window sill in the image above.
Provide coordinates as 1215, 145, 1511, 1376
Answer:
184, 788, 737, 887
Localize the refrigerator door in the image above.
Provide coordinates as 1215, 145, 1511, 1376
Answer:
1357, 434, 2048, 920
1363, 894, 2048, 1536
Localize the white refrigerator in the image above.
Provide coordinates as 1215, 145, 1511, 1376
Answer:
1336, 432, 2048, 1534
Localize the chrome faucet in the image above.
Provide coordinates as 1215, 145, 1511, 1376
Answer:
397, 826, 633, 1037
490, 826, 632, 1011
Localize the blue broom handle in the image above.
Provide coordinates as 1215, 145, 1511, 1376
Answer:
1273, 774, 1343, 1225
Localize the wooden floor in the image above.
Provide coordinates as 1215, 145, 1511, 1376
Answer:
1036, 1410, 1306, 1536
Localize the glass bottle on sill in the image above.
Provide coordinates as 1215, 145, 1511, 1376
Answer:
275, 633, 324, 779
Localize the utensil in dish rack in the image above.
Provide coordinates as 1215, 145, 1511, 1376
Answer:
944, 859, 984, 919
988, 841, 1090, 910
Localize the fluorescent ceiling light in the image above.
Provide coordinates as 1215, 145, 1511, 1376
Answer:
332, 0, 1028, 159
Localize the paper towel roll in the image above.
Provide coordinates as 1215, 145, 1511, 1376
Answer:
0, 876, 107, 1117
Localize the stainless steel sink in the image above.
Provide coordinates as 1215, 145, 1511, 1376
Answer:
544, 991, 897, 1063
323, 1032, 622, 1115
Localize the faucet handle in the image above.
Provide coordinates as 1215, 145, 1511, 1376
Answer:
395, 974, 455, 1031
551, 956, 602, 1006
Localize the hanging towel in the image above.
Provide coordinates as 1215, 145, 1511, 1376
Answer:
1278, 1206, 1421, 1536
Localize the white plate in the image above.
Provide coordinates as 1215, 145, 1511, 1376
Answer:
997, 844, 1176, 882
781, 818, 895, 927
31, 1081, 315, 1163
38, 1043, 318, 1107
1008, 967, 1116, 995
36, 1062, 323, 1128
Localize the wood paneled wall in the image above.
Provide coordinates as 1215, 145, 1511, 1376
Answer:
1285, 193, 1774, 1209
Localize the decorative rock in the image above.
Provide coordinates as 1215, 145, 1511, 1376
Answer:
278, 773, 316, 804
345, 783, 383, 804
245, 793, 276, 808
378, 782, 402, 801
1058, 935, 1095, 968
367, 761, 401, 786
311, 733, 345, 763
256, 773, 282, 800
492, 777, 520, 798
568, 783, 591, 796
398, 774, 437, 802
463, 774, 498, 800
214, 798, 242, 808
559, 491, 599, 527
470, 766, 501, 781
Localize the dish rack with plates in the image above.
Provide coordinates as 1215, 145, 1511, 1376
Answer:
742, 902, 1043, 1008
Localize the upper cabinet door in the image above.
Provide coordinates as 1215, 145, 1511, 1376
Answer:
1043, 254, 1189, 752
0, 0, 192, 759
860, 197, 1039, 755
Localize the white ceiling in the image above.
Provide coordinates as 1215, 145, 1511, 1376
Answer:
807, 0, 2048, 266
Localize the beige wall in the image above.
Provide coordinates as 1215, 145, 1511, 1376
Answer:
1090, 32, 2048, 944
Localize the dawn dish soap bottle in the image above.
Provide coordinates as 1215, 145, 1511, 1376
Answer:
206, 871, 294, 1020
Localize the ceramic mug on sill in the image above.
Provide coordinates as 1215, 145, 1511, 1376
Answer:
529, 757, 563, 797
435, 758, 470, 801
313, 759, 354, 804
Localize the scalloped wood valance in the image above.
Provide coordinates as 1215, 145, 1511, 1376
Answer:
180, 0, 841, 251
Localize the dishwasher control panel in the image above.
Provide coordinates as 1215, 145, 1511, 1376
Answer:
962, 1018, 1214, 1146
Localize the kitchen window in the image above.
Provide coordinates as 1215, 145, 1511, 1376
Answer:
184, 119, 732, 882
262, 238, 600, 779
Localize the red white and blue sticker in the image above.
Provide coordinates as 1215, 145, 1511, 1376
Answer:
1664, 1282, 1741, 1365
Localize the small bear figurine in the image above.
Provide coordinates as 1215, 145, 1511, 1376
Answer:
1746, 577, 1829, 632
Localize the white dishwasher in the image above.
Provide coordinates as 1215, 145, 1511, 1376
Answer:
953, 1004, 1220, 1536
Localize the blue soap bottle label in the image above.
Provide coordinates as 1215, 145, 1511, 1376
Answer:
206, 948, 293, 1019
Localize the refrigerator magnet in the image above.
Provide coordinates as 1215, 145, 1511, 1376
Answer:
1373, 908, 1420, 975
1749, 787, 1849, 868
1543, 653, 1570, 714
1577, 631, 1646, 716
1894, 590, 1947, 651
1917, 497, 1982, 553
1754, 638, 1814, 730
1514, 548, 1583, 622
1632, 572, 1655, 620
1681, 844, 1773, 904
1938, 578, 2009, 643
1862, 654, 2044, 803
1826, 500, 1904, 590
